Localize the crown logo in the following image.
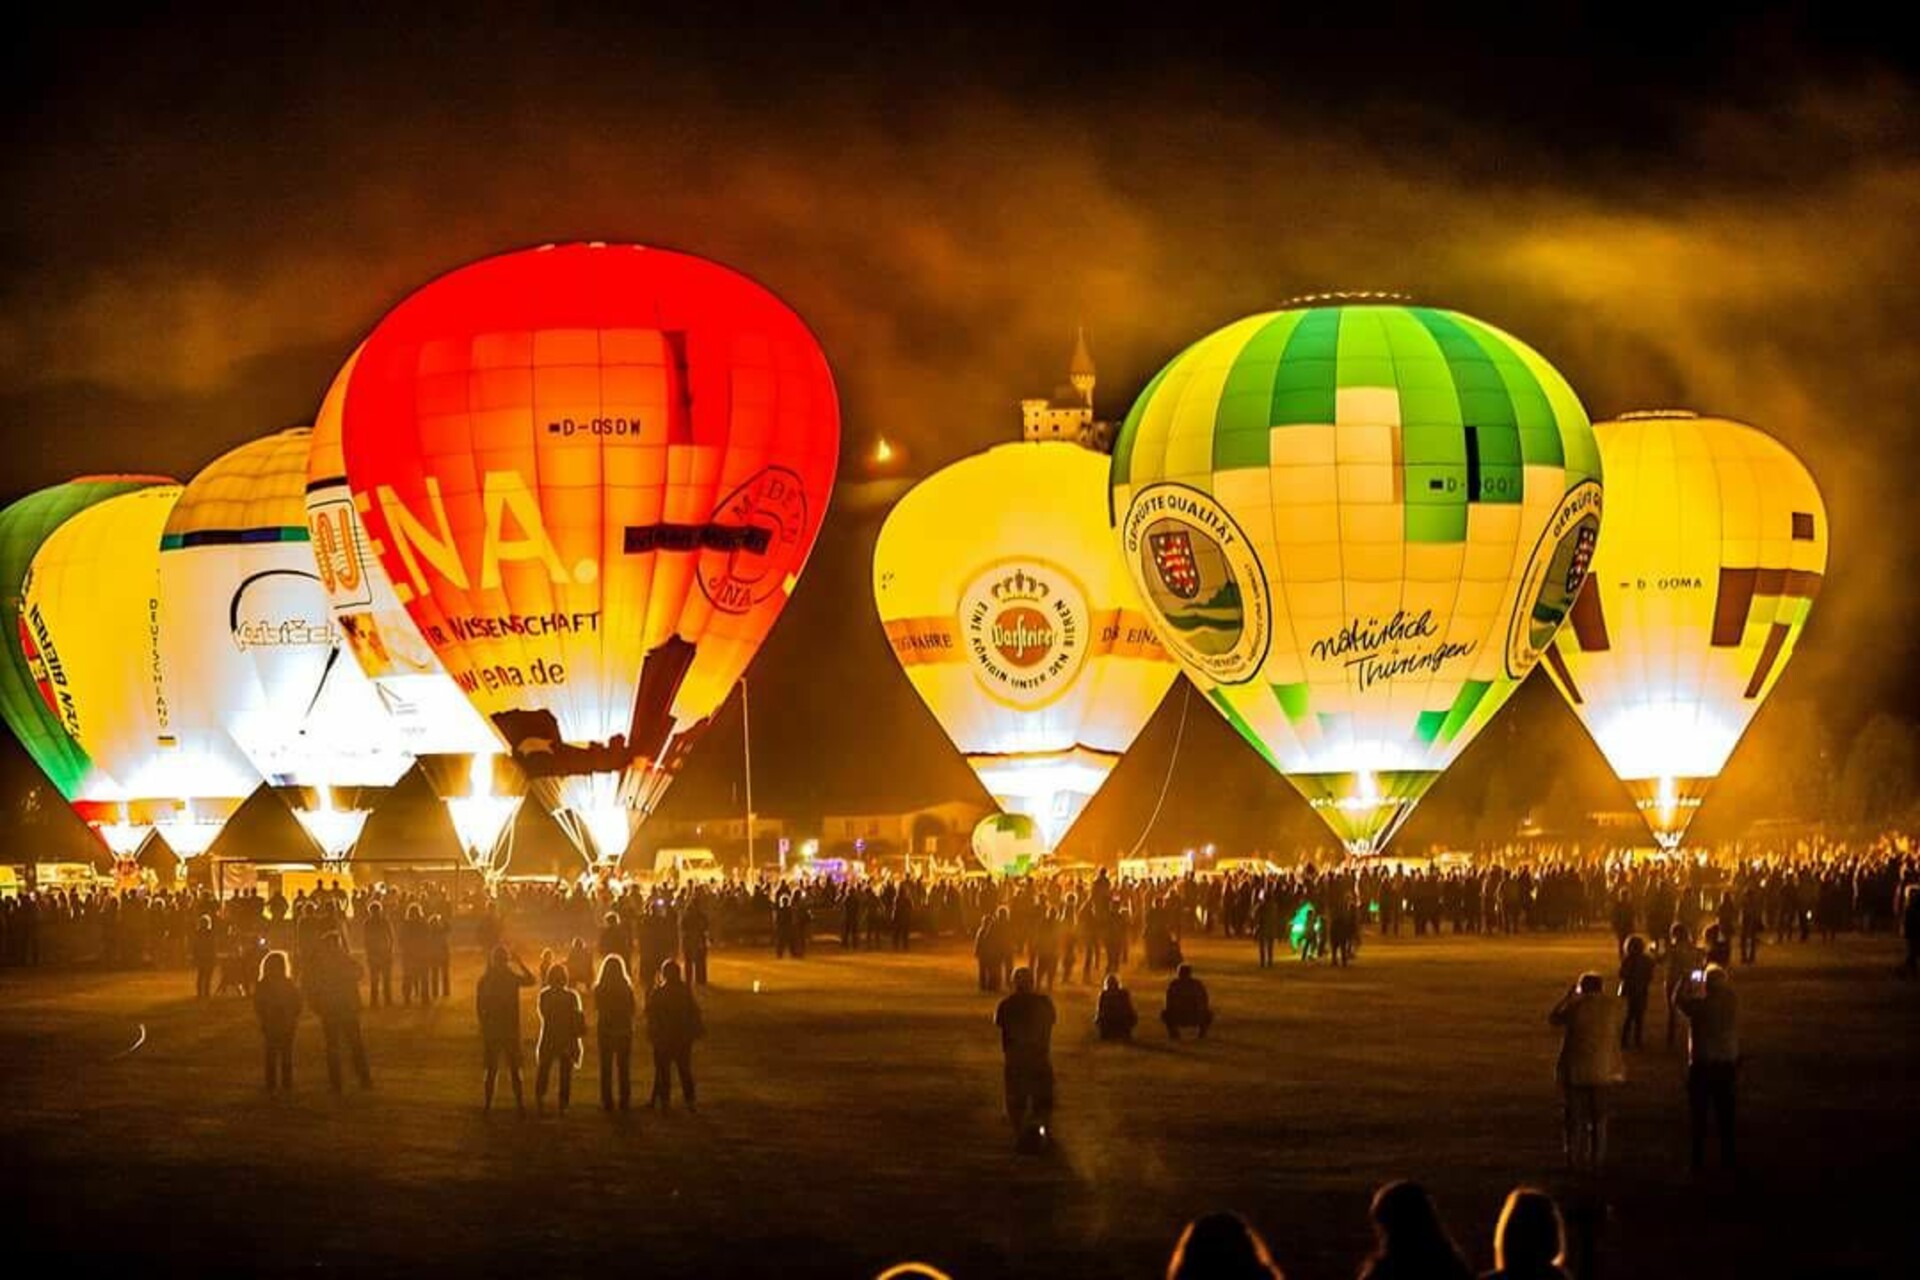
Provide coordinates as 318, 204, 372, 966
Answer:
990, 569, 1051, 604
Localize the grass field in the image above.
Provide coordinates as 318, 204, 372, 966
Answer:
1, 929, 1913, 1278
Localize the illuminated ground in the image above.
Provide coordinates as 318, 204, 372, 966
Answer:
2, 930, 1912, 1278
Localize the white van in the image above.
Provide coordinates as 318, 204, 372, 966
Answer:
652, 847, 725, 887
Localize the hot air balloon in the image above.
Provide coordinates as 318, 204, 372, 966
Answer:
1110, 303, 1603, 855
874, 442, 1180, 856
1541, 411, 1826, 849
22, 486, 260, 858
307, 351, 525, 879
340, 243, 840, 866
160, 429, 413, 861
1, 475, 172, 856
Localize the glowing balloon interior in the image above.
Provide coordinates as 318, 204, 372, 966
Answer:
874, 442, 1179, 853
1111, 305, 1602, 854
1542, 412, 1826, 848
161, 429, 413, 860
22, 487, 258, 857
341, 243, 839, 866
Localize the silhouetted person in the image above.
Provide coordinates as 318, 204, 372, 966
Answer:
191, 914, 219, 999
1357, 1181, 1473, 1280
595, 953, 636, 1112
1617, 934, 1655, 1049
566, 936, 593, 990
1549, 971, 1624, 1171
994, 965, 1055, 1149
400, 903, 430, 1005
645, 959, 703, 1111
253, 949, 302, 1093
362, 900, 394, 1007
535, 963, 584, 1113
1482, 1188, 1569, 1280
1161, 963, 1213, 1040
429, 912, 452, 999
1095, 973, 1138, 1041
1663, 922, 1699, 1050
1166, 1211, 1286, 1280
1676, 962, 1739, 1171
476, 945, 536, 1113
681, 896, 711, 986
1902, 885, 1920, 977
306, 931, 371, 1092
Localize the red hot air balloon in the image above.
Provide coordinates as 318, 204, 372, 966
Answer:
341, 244, 839, 865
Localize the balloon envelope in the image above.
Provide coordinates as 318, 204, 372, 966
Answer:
23, 486, 259, 856
1, 476, 171, 816
1110, 304, 1602, 854
161, 429, 413, 859
1542, 411, 1826, 848
307, 351, 523, 872
874, 442, 1179, 852
340, 243, 840, 864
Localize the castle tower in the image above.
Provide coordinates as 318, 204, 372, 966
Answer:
1068, 327, 1096, 405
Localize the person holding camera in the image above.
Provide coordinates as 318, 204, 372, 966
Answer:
1548, 971, 1624, 1171
1675, 963, 1740, 1172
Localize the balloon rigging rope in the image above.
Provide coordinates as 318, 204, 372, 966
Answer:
1127, 682, 1191, 859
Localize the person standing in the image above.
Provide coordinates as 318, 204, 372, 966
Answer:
429, 912, 453, 1001
1902, 883, 1920, 978
191, 914, 220, 1000
681, 895, 711, 988
475, 945, 537, 1113
993, 965, 1056, 1151
1662, 923, 1700, 1050
645, 959, 703, 1111
400, 903, 429, 1006
1676, 963, 1740, 1172
594, 954, 636, 1112
253, 950, 302, 1094
306, 932, 372, 1093
1617, 935, 1656, 1050
1548, 972, 1625, 1171
535, 963, 584, 1113
362, 901, 394, 1008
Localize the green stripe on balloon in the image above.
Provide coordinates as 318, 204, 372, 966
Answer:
1270, 308, 1342, 426
1271, 680, 1311, 723
1437, 678, 1493, 744
1210, 689, 1280, 771
1211, 311, 1304, 470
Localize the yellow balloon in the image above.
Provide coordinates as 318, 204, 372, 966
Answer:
1542, 411, 1828, 848
22, 486, 259, 856
873, 442, 1180, 853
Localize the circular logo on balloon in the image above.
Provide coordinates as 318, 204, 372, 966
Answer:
1119, 483, 1270, 685
958, 558, 1090, 709
1506, 478, 1603, 678
699, 466, 810, 616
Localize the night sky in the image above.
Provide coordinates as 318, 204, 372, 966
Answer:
3, 8, 1915, 861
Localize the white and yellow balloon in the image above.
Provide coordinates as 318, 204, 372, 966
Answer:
1542, 411, 1827, 848
159, 430, 414, 860
875, 441, 1180, 863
